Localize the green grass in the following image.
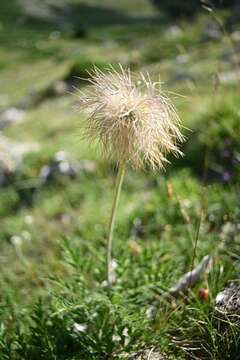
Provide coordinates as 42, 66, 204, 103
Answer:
0, 0, 240, 359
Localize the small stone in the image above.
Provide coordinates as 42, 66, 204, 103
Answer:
176, 54, 189, 65
215, 283, 240, 315
39, 151, 78, 183
131, 218, 144, 239
165, 25, 182, 39
0, 136, 39, 186
219, 70, 240, 84
0, 108, 25, 129
201, 22, 221, 41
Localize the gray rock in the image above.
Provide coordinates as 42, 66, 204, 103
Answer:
219, 70, 240, 84
40, 151, 78, 183
169, 71, 195, 85
165, 25, 182, 39
220, 44, 240, 63
201, 22, 221, 42
176, 54, 189, 65
0, 136, 39, 158
215, 283, 240, 315
0, 108, 25, 129
0, 135, 39, 185
18, 0, 65, 24
17, 81, 69, 110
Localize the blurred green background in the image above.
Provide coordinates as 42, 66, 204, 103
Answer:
0, 0, 240, 359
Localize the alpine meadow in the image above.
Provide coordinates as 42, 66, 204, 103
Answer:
0, 1, 240, 359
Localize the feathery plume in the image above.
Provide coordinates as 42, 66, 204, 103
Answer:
77, 65, 185, 286
78, 65, 184, 170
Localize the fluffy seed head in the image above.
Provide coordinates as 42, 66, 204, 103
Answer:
78, 66, 184, 170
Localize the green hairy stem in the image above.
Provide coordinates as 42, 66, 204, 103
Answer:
107, 161, 126, 286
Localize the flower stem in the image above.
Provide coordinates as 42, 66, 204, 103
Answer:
107, 161, 126, 286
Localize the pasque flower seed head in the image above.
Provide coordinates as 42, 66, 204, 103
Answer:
78, 66, 184, 169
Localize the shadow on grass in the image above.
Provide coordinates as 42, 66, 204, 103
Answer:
18, 1, 162, 28
0, 0, 164, 58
